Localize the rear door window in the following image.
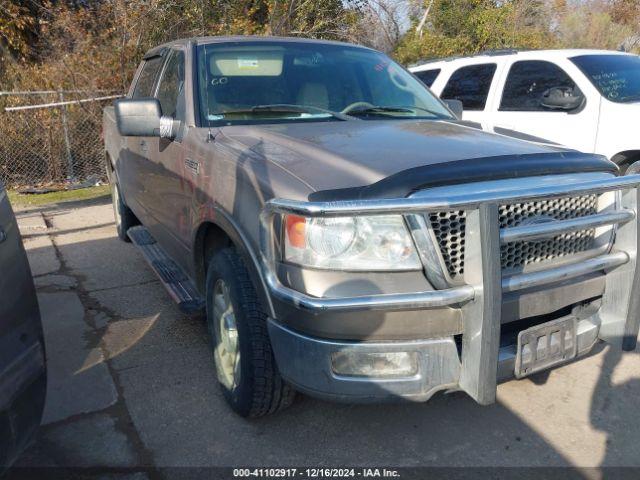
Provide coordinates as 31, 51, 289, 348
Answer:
132, 56, 164, 98
500, 60, 577, 111
441, 63, 497, 110
414, 69, 441, 87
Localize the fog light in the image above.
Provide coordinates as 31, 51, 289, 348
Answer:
331, 351, 418, 378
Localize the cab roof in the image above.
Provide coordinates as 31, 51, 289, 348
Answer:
144, 35, 373, 58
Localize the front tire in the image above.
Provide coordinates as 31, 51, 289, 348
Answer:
206, 247, 295, 417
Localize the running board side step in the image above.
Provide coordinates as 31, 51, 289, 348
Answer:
127, 226, 205, 315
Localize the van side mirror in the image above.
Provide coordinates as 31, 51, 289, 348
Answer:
443, 99, 463, 119
114, 98, 179, 139
540, 87, 584, 111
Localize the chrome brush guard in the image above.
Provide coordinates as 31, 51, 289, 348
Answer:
259, 170, 640, 405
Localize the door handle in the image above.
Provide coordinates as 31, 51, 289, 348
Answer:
0, 227, 6, 243
139, 140, 149, 152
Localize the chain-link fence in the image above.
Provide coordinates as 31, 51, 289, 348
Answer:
0, 91, 122, 189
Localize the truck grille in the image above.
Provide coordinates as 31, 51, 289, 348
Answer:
428, 194, 599, 279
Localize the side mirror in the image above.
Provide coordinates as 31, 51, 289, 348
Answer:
540, 87, 584, 111
443, 99, 463, 119
114, 98, 179, 139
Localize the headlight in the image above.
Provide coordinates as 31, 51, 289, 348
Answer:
284, 214, 421, 271
308, 217, 357, 257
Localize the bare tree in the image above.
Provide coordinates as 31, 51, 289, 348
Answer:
352, 0, 413, 52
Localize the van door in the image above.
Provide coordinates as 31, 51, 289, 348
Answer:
489, 59, 599, 151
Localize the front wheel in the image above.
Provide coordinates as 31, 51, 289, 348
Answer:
205, 247, 295, 417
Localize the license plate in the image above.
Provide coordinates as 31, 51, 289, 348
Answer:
514, 316, 577, 379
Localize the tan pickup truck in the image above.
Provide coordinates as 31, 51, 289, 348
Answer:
103, 36, 640, 417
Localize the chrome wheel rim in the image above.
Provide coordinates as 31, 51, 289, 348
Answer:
212, 279, 240, 390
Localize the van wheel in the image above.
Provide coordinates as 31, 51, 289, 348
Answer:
206, 247, 295, 417
111, 182, 137, 242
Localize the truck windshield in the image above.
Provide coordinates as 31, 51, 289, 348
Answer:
571, 54, 640, 103
196, 41, 452, 126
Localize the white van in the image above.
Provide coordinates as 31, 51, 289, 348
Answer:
410, 49, 640, 170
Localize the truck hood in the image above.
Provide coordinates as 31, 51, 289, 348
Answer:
220, 120, 617, 199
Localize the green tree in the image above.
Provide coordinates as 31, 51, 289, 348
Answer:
394, 0, 555, 64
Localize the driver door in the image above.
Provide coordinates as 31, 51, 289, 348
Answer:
145, 48, 192, 269
119, 54, 165, 222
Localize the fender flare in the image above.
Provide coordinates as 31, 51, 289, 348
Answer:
192, 204, 275, 318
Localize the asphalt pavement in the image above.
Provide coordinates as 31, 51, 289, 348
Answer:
7, 195, 640, 478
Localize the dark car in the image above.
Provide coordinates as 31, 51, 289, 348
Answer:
103, 36, 640, 417
0, 183, 46, 470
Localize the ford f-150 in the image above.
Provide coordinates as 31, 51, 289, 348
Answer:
103, 36, 640, 417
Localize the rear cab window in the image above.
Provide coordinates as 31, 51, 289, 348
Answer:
500, 60, 579, 111
414, 69, 441, 88
441, 63, 497, 111
132, 56, 164, 98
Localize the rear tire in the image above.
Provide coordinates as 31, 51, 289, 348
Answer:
111, 181, 138, 242
205, 247, 295, 417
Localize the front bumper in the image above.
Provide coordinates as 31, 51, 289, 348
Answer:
268, 319, 459, 402
260, 173, 640, 404
268, 312, 601, 403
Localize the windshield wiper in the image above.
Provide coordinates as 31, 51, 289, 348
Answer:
346, 105, 448, 119
210, 104, 350, 121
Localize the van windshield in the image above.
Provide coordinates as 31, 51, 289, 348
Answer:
571, 54, 640, 103
196, 41, 452, 126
